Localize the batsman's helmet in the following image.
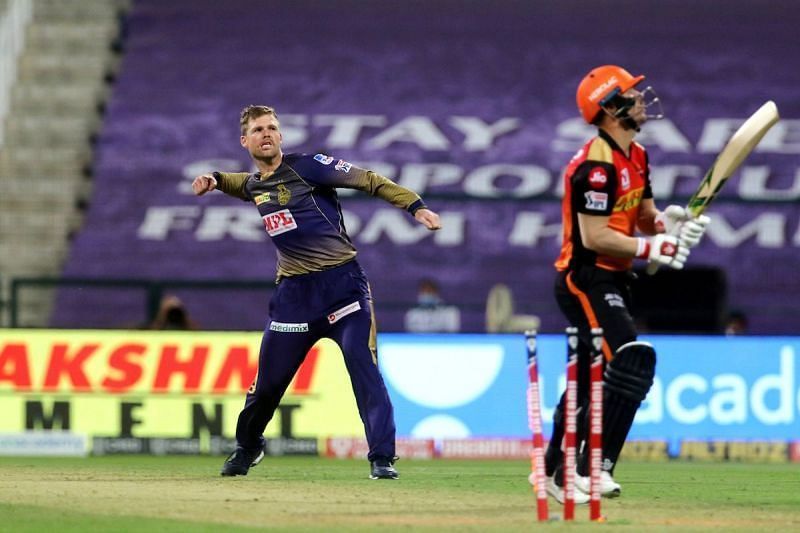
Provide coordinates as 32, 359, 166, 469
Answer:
576, 65, 645, 124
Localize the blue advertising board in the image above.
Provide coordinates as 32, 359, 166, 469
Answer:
377, 334, 799, 451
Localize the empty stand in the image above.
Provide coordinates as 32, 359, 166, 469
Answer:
0, 0, 129, 326
28, 0, 800, 333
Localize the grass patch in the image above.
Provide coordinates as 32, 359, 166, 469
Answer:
1, 457, 798, 531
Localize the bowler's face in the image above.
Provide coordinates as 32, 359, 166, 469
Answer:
241, 114, 282, 159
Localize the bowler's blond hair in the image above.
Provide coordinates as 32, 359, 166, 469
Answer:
240, 105, 279, 135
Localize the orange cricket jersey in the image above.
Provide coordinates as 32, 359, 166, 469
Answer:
555, 129, 653, 272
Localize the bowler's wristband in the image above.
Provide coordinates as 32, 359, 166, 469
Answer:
407, 199, 426, 215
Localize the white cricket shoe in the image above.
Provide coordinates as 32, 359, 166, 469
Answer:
545, 475, 590, 505
575, 471, 621, 498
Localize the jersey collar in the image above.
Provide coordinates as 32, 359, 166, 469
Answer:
598, 128, 636, 160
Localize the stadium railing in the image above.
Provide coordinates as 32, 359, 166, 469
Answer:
9, 277, 276, 329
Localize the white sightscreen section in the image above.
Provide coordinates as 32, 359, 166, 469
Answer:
0, 0, 33, 147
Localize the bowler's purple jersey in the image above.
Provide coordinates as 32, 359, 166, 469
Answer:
215, 153, 425, 278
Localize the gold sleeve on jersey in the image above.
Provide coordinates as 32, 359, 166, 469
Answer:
214, 172, 250, 200
349, 170, 422, 211
587, 137, 614, 164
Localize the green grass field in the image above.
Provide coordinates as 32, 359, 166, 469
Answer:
1, 456, 798, 532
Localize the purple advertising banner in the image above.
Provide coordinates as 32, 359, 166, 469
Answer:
54, 0, 800, 333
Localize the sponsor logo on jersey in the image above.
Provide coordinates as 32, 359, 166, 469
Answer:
263, 208, 297, 236
588, 167, 608, 188
335, 159, 352, 173
314, 153, 334, 165
327, 301, 361, 324
254, 192, 271, 205
620, 168, 631, 190
269, 321, 310, 333
584, 191, 608, 211
277, 183, 291, 206
613, 188, 643, 212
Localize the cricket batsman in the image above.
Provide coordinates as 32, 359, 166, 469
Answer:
544, 65, 710, 502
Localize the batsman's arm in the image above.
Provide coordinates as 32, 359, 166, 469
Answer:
578, 214, 641, 258
579, 213, 689, 269
635, 198, 661, 235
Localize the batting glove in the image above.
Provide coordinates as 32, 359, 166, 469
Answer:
636, 234, 690, 270
678, 215, 710, 248
654, 205, 688, 234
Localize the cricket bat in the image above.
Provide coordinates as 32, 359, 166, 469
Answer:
647, 100, 780, 274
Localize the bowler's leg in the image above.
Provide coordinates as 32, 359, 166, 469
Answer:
236, 326, 316, 447
328, 300, 396, 464
222, 325, 315, 476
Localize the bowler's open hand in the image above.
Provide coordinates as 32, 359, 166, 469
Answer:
415, 208, 441, 230
192, 174, 218, 196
